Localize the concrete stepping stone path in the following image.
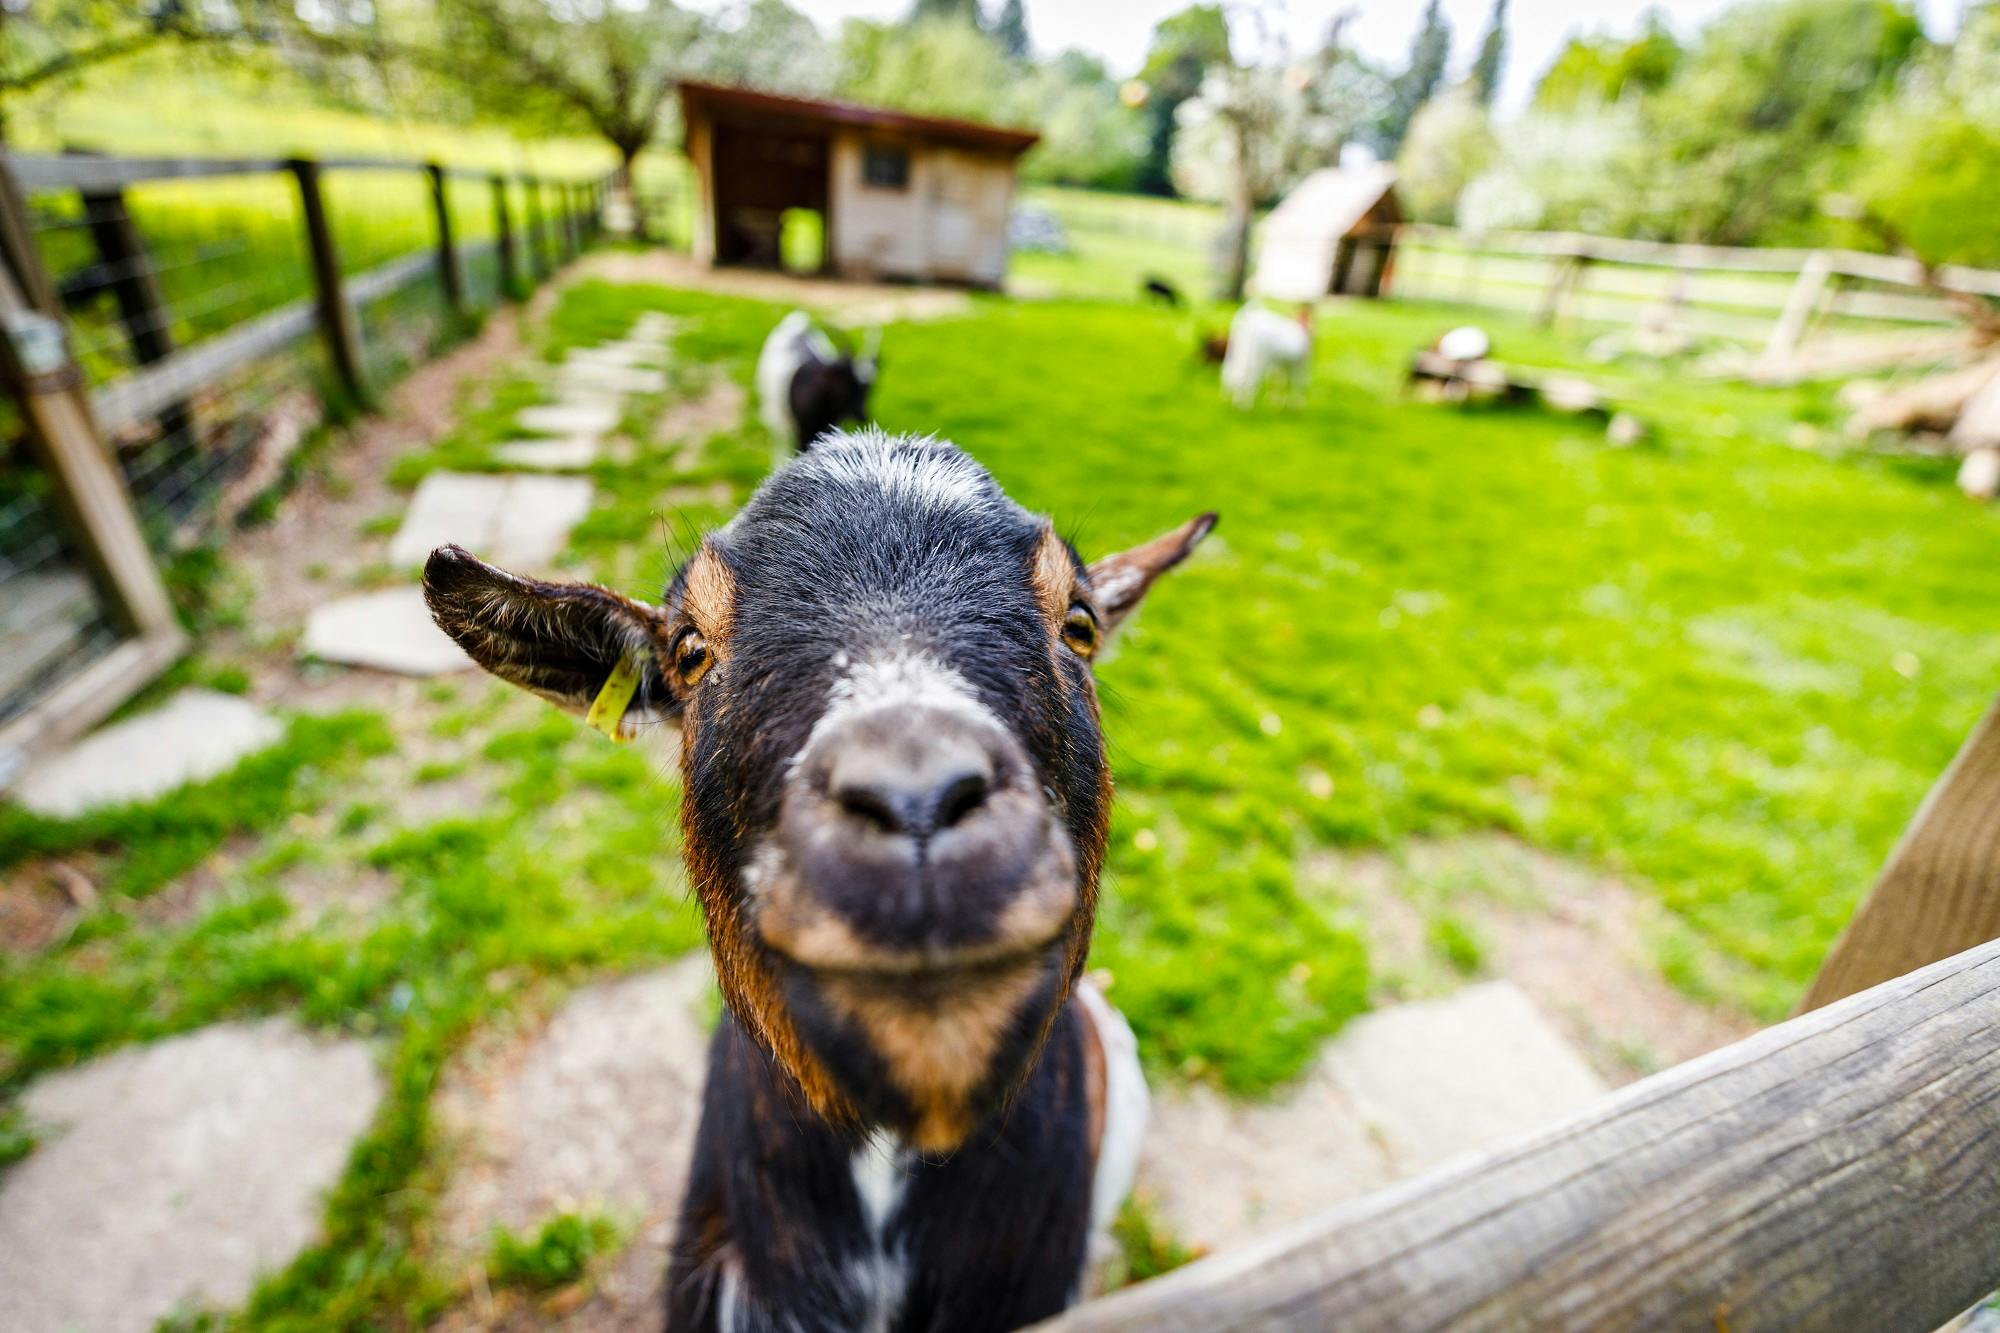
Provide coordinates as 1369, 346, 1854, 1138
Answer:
302, 586, 472, 676
11, 689, 283, 818
0, 1018, 382, 1333
434, 956, 711, 1313
386, 471, 593, 569
492, 438, 604, 471
1139, 981, 1607, 1256
516, 401, 621, 439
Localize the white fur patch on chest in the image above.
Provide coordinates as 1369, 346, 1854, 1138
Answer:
849, 1130, 913, 1333
1074, 978, 1150, 1238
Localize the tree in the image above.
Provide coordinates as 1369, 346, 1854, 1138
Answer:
836, 16, 1010, 121
0, 1, 255, 137
1533, 10, 1681, 111
993, 0, 1029, 61
1134, 5, 1231, 197
697, 0, 834, 97
1397, 84, 1496, 222
1852, 1, 2000, 265
1376, 0, 1451, 155
1469, 0, 1508, 106
908, 0, 984, 28
1640, 0, 1923, 244
1015, 51, 1147, 189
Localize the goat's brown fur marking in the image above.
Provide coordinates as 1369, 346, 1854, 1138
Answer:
679, 543, 738, 650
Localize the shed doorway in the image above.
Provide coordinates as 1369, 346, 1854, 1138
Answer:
710, 123, 831, 271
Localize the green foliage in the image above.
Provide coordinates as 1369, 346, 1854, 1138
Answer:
1396, 85, 1497, 223
1852, 2, 2000, 265
1640, 0, 1923, 244
1135, 5, 1233, 197
1534, 15, 1683, 111
1378, 0, 1453, 156
486, 1212, 621, 1291
1427, 914, 1489, 976
0, 1105, 35, 1166
1105, 1197, 1202, 1287
836, 16, 1012, 122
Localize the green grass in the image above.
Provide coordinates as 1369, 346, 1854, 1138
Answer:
7, 256, 1999, 1326
486, 1212, 622, 1292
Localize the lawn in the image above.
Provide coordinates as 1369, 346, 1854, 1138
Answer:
4, 262, 1998, 1322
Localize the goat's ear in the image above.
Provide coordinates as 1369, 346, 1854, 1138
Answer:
422, 545, 675, 739
1085, 512, 1218, 633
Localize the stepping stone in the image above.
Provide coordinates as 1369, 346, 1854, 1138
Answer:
492, 438, 603, 471
517, 401, 620, 437
1140, 981, 1606, 1256
560, 361, 666, 395
0, 1018, 382, 1333
386, 471, 593, 569
434, 958, 711, 1269
11, 689, 283, 818
303, 586, 472, 676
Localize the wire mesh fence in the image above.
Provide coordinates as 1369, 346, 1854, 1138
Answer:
0, 150, 607, 739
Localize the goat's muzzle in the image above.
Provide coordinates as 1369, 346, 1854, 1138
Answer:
757, 705, 1078, 979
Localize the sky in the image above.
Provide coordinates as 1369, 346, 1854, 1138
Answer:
781, 0, 1973, 113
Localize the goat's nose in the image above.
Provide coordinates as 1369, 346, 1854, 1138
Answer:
827, 732, 994, 842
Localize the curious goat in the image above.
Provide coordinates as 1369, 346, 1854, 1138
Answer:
1221, 303, 1313, 408
423, 430, 1214, 1331
756, 310, 879, 455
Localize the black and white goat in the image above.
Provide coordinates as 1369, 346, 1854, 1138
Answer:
423, 429, 1215, 1331
756, 310, 879, 455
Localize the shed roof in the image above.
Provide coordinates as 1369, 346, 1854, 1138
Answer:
1252, 164, 1400, 301
678, 82, 1040, 158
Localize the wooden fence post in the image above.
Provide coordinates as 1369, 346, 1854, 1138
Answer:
0, 160, 59, 316
425, 163, 464, 316
79, 178, 192, 443
1801, 694, 2000, 1011
1763, 250, 1835, 364
523, 176, 548, 279
287, 158, 365, 403
491, 173, 517, 299
0, 172, 184, 758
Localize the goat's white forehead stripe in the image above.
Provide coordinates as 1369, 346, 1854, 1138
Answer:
804, 427, 994, 512
789, 650, 999, 776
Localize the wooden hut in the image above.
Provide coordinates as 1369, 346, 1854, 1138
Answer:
1252, 164, 1402, 301
678, 82, 1039, 288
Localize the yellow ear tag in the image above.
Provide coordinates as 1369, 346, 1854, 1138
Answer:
585, 654, 643, 743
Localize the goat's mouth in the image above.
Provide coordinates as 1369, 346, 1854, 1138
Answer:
767, 919, 1072, 984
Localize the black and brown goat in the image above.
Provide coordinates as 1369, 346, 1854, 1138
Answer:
423, 429, 1214, 1331
756, 310, 880, 455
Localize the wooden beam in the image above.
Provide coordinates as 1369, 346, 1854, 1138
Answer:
1801, 694, 2000, 1011
1040, 936, 2000, 1333
1763, 251, 1836, 362
288, 158, 365, 403
4, 153, 288, 192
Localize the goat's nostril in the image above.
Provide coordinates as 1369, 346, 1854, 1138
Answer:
836, 783, 906, 833
829, 765, 994, 840
935, 770, 990, 829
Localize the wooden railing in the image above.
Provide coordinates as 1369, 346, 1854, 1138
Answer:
1390, 223, 2000, 363
0, 149, 612, 778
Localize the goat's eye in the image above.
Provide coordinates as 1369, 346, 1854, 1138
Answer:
673, 628, 712, 687
1060, 604, 1100, 659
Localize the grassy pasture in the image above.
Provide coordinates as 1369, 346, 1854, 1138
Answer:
5, 253, 2000, 1322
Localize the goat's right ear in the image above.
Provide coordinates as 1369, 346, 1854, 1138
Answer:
422, 545, 675, 738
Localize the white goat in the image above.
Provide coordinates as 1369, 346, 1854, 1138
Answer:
1221, 305, 1313, 408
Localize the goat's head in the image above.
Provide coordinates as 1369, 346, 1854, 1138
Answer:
423, 430, 1212, 1150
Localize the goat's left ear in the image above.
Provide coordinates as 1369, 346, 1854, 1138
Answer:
422, 544, 675, 739
1086, 512, 1218, 633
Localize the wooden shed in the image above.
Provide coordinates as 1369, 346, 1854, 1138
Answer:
678, 82, 1039, 289
1252, 164, 1402, 301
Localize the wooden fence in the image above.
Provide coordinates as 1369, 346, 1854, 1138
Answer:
0, 150, 611, 784
1390, 223, 2000, 363
1041, 688, 2000, 1331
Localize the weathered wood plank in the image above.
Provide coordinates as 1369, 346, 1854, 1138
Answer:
3, 153, 289, 192
1802, 695, 2000, 1012
1042, 938, 2000, 1333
